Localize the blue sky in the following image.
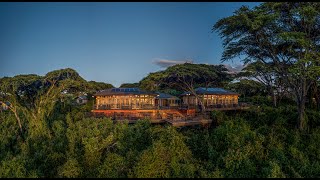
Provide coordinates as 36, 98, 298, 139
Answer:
0, 2, 261, 87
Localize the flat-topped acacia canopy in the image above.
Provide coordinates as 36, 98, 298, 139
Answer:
94, 88, 158, 96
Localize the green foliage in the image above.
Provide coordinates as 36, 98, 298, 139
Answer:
160, 88, 183, 97
119, 83, 139, 88
57, 158, 81, 178
87, 81, 114, 93
227, 79, 267, 98
208, 119, 265, 178
2, 66, 320, 178
133, 127, 197, 178
261, 161, 286, 178
139, 71, 166, 91
65, 117, 122, 177
45, 68, 85, 82
139, 63, 232, 92
0, 112, 21, 159
214, 2, 320, 130
98, 153, 127, 178
2, 98, 320, 178
0, 154, 27, 178
210, 110, 227, 126
118, 120, 153, 155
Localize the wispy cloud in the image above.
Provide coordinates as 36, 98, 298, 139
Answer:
223, 63, 247, 74
153, 58, 193, 68
153, 58, 246, 74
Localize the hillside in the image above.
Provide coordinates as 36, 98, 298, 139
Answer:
1, 66, 320, 178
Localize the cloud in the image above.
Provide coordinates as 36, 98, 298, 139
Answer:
223, 63, 247, 74
153, 58, 193, 68
153, 58, 246, 74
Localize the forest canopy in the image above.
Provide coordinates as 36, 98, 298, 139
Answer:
1, 2, 320, 178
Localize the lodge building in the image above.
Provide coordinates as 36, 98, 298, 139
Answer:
91, 87, 240, 123
181, 87, 239, 108
94, 88, 157, 110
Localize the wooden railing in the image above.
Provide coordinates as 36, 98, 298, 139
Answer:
93, 104, 155, 110
93, 104, 185, 110
93, 103, 250, 111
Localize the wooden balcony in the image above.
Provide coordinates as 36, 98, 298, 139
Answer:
90, 103, 250, 127
93, 103, 250, 111
93, 104, 157, 110
165, 119, 213, 127
204, 103, 250, 111
93, 104, 191, 110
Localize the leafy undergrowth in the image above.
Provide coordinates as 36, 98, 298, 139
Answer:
1, 104, 320, 178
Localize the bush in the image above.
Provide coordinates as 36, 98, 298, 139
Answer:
210, 110, 227, 126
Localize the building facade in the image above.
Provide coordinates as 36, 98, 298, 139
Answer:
94, 88, 158, 110
92, 87, 240, 121
181, 87, 239, 108
92, 88, 195, 121
0, 101, 10, 111
75, 95, 88, 105
155, 92, 180, 108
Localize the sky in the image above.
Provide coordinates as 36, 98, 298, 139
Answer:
0, 2, 261, 87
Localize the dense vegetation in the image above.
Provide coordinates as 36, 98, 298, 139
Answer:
214, 2, 320, 130
1, 2, 319, 178
0, 66, 319, 178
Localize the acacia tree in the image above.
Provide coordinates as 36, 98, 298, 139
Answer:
160, 63, 230, 112
0, 68, 93, 140
307, 77, 320, 110
119, 83, 139, 88
214, 2, 320, 130
139, 71, 167, 92
239, 61, 281, 106
0, 74, 44, 140
227, 79, 267, 99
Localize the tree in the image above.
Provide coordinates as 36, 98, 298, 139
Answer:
307, 79, 320, 110
87, 81, 114, 93
0, 68, 114, 140
0, 74, 44, 139
0, 155, 27, 178
98, 153, 127, 178
57, 158, 81, 178
139, 71, 166, 91
119, 83, 139, 88
133, 127, 196, 178
140, 63, 231, 112
207, 119, 265, 178
239, 61, 280, 106
165, 63, 231, 112
213, 2, 320, 130
227, 79, 267, 99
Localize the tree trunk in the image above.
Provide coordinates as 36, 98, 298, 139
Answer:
297, 78, 307, 131
193, 94, 206, 113
311, 83, 319, 110
297, 99, 306, 131
269, 88, 277, 107
12, 107, 24, 140
198, 97, 206, 113
273, 93, 277, 107
316, 94, 320, 110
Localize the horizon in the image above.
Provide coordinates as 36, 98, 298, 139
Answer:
0, 2, 261, 87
